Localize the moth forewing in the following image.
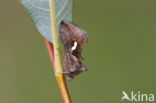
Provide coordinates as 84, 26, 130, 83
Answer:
60, 21, 88, 80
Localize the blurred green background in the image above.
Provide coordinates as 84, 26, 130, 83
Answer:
0, 0, 156, 103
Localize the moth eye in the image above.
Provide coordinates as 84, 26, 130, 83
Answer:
71, 41, 77, 51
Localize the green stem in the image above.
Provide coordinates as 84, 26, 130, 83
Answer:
48, 0, 71, 103
49, 0, 62, 74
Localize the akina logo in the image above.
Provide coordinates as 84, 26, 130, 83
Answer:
121, 91, 154, 102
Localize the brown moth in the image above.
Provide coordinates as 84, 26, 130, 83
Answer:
60, 21, 88, 80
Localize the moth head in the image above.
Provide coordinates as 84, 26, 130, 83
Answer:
61, 21, 88, 46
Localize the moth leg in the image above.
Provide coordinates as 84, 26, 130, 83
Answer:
62, 72, 70, 74
66, 75, 73, 81
80, 65, 87, 72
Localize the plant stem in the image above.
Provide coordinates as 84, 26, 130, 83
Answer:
49, 0, 62, 74
47, 0, 71, 102
45, 40, 71, 103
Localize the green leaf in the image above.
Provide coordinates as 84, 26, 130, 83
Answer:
21, 0, 73, 42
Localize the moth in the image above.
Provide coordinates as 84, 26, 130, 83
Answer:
60, 21, 88, 80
